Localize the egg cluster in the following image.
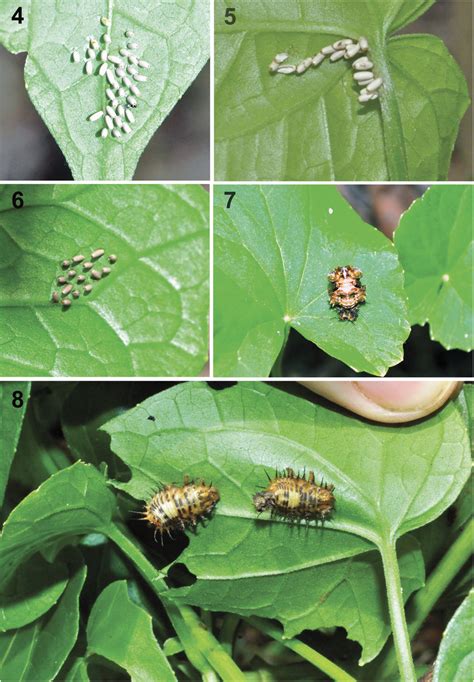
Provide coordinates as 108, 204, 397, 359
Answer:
71, 16, 150, 140
269, 36, 383, 104
51, 249, 117, 308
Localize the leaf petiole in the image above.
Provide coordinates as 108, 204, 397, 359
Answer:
380, 518, 474, 678
379, 538, 416, 682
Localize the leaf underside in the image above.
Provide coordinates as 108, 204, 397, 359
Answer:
103, 381, 470, 660
0, 184, 209, 377
0, 0, 209, 180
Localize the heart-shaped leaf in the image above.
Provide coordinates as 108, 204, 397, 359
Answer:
87, 581, 176, 681
395, 185, 473, 352
0, 382, 30, 508
102, 382, 470, 659
0, 184, 209, 377
214, 0, 470, 180
0, 0, 209, 180
214, 185, 410, 376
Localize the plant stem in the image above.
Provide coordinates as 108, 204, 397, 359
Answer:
244, 616, 356, 682
166, 600, 246, 681
381, 519, 473, 677
106, 521, 168, 592
379, 538, 416, 682
107, 522, 245, 681
161, 600, 219, 679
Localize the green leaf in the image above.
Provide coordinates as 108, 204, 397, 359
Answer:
0, 0, 209, 180
62, 657, 91, 682
102, 382, 470, 659
0, 382, 30, 508
103, 381, 470, 548
433, 590, 474, 682
0, 555, 68, 631
464, 383, 473, 432
0, 184, 209, 377
87, 581, 176, 682
214, 0, 469, 181
0, 550, 86, 682
395, 185, 473, 352
451, 385, 473, 533
214, 185, 409, 376
0, 462, 116, 587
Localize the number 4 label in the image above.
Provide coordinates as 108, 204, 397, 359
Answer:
12, 7, 25, 24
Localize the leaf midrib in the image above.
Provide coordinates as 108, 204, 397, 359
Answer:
121, 424, 384, 533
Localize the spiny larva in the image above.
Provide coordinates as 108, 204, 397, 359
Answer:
253, 468, 335, 522
141, 476, 220, 541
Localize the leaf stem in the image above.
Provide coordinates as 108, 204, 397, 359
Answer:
165, 599, 246, 682
381, 519, 473, 677
106, 521, 168, 592
107, 522, 245, 681
244, 616, 356, 682
379, 538, 416, 682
